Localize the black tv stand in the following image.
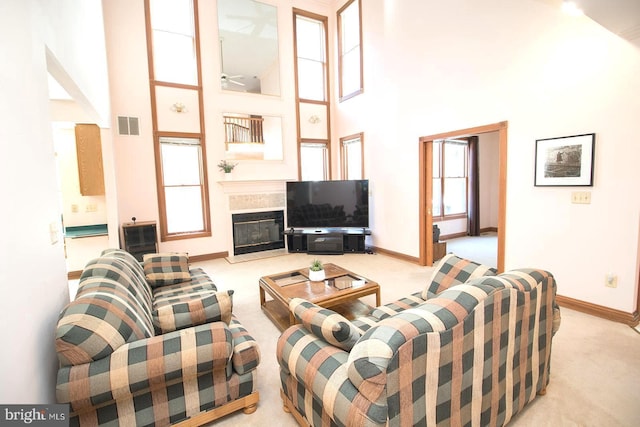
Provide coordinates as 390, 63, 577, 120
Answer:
284, 228, 371, 254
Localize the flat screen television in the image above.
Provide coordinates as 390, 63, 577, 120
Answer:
286, 180, 369, 229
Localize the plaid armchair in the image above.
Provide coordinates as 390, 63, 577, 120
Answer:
55, 249, 260, 426
277, 255, 560, 427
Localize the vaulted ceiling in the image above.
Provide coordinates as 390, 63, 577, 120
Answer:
537, 0, 640, 47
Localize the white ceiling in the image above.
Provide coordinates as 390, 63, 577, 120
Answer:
537, 0, 640, 46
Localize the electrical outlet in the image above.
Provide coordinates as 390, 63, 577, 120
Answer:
605, 273, 618, 288
571, 191, 591, 204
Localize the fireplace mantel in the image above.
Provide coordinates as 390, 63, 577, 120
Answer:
217, 179, 289, 194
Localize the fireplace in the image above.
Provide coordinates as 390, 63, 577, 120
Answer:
232, 210, 285, 255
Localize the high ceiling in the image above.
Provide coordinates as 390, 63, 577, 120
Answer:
536, 0, 640, 46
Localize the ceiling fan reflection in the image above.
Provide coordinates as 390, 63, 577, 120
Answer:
221, 73, 245, 88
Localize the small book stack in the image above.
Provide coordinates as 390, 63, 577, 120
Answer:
334, 276, 354, 290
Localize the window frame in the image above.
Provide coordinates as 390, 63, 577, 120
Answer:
157, 134, 210, 236
300, 142, 329, 181
145, 0, 211, 241
432, 139, 469, 221
293, 9, 331, 180
337, 0, 363, 102
340, 132, 364, 179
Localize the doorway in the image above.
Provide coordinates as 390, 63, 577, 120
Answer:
419, 121, 507, 271
48, 69, 115, 281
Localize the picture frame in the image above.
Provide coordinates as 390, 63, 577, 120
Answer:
534, 133, 595, 186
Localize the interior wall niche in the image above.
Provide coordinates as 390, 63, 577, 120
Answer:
217, 0, 280, 96
224, 113, 283, 160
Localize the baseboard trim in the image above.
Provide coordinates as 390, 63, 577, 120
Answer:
190, 252, 229, 263
556, 295, 639, 327
68, 270, 82, 280
480, 227, 498, 233
440, 231, 468, 241
370, 246, 420, 264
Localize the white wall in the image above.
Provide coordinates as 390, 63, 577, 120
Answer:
0, 0, 67, 403
334, 0, 640, 313
0, 0, 112, 404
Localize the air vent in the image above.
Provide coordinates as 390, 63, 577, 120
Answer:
117, 116, 140, 136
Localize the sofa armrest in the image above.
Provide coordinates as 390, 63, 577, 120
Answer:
277, 324, 350, 384
277, 325, 388, 425
229, 316, 260, 375
57, 321, 233, 410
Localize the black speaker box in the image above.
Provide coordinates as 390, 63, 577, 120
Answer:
343, 235, 365, 253
287, 234, 307, 252
307, 235, 343, 254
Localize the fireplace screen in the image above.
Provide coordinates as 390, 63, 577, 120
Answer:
232, 210, 284, 255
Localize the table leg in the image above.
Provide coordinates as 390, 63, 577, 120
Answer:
259, 284, 266, 308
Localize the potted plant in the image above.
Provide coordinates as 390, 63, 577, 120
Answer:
217, 160, 237, 180
308, 259, 325, 281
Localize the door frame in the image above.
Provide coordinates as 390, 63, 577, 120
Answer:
419, 121, 508, 271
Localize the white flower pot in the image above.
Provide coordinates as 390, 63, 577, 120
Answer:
224, 172, 233, 181
308, 269, 325, 282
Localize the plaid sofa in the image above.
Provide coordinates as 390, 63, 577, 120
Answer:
277, 254, 561, 426
55, 249, 260, 426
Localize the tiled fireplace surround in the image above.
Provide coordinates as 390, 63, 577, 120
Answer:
219, 180, 287, 259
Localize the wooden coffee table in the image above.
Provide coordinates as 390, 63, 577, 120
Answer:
259, 263, 381, 331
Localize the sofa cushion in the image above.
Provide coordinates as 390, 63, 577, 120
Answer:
151, 267, 217, 300
289, 298, 363, 351
81, 255, 154, 317
101, 248, 147, 280
421, 253, 497, 299
369, 292, 425, 321
143, 253, 191, 287
152, 289, 234, 334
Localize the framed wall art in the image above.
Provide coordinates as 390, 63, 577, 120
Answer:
534, 133, 595, 186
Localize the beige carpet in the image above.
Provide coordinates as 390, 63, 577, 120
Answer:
191, 252, 640, 427
445, 232, 498, 268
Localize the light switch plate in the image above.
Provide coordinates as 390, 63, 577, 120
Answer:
571, 191, 591, 204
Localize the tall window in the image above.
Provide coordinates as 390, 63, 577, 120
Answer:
159, 137, 205, 233
341, 133, 363, 179
294, 9, 330, 180
146, 0, 210, 240
433, 139, 468, 219
149, 0, 197, 85
300, 143, 328, 181
295, 14, 327, 101
337, 0, 363, 101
